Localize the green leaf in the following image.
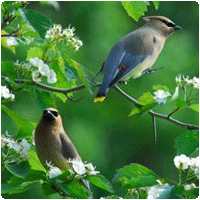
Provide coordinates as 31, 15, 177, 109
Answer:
129, 92, 156, 117
175, 131, 199, 156
19, 9, 52, 39
35, 89, 56, 109
56, 180, 88, 199
2, 181, 40, 195
137, 92, 155, 105
170, 185, 185, 199
190, 104, 199, 113
26, 47, 44, 61
175, 98, 187, 108
50, 54, 76, 102
8, 170, 46, 184
1, 105, 35, 138
2, 61, 18, 79
153, 1, 160, 9
28, 149, 46, 172
190, 148, 199, 157
113, 163, 159, 189
5, 161, 30, 178
153, 85, 170, 92
64, 57, 95, 94
121, 1, 150, 21
129, 106, 140, 117
85, 175, 114, 193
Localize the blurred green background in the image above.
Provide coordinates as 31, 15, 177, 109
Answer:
2, 1, 199, 198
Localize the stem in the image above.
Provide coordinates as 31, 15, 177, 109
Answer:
179, 168, 182, 185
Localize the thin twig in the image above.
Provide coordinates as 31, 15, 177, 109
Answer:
152, 116, 157, 144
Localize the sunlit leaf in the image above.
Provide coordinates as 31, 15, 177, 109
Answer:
190, 104, 199, 113
153, 1, 160, 9
153, 85, 170, 92
113, 163, 158, 188
121, 1, 150, 21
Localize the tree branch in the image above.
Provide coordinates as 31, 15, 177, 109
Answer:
14, 79, 199, 130
114, 85, 199, 130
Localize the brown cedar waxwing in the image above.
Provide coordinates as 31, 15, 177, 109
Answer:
94, 16, 181, 102
35, 108, 89, 189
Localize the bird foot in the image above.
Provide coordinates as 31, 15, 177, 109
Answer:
118, 80, 128, 85
142, 68, 154, 75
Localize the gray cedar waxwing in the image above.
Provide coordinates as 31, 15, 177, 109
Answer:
35, 108, 89, 189
94, 16, 181, 102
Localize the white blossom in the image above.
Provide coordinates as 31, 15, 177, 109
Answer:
29, 57, 44, 68
192, 77, 199, 89
189, 156, 199, 168
1, 86, 15, 100
47, 69, 57, 84
184, 183, 197, 190
147, 184, 172, 199
68, 159, 86, 175
154, 90, 171, 105
189, 156, 199, 178
48, 166, 62, 179
175, 74, 182, 85
38, 63, 50, 76
7, 37, 18, 46
45, 24, 62, 39
172, 86, 179, 101
32, 70, 42, 82
174, 154, 190, 170
21, 139, 31, 158
63, 26, 75, 38
85, 163, 100, 175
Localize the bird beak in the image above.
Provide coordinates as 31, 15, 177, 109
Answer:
43, 110, 55, 123
174, 24, 182, 30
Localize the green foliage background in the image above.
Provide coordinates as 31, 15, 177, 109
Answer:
2, 1, 199, 198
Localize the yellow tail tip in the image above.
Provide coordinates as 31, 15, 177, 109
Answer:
94, 96, 106, 102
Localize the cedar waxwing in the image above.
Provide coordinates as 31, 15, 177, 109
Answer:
35, 108, 89, 189
94, 16, 181, 102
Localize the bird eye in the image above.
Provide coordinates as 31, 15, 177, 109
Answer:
163, 20, 175, 27
51, 111, 59, 117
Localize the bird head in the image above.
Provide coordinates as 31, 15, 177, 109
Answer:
42, 107, 61, 125
143, 16, 182, 37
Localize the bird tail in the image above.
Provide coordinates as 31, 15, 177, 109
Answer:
94, 85, 108, 102
94, 93, 106, 102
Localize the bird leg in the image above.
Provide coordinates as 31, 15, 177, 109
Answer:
118, 80, 128, 85
142, 68, 154, 75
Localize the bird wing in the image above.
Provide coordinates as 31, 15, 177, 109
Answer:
103, 31, 153, 88
108, 52, 147, 87
60, 133, 80, 160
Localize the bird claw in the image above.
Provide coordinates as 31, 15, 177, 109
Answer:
118, 80, 128, 85
142, 68, 154, 75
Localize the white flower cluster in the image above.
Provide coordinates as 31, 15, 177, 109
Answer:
176, 75, 199, 89
174, 154, 199, 178
1, 131, 31, 158
1, 86, 15, 100
68, 159, 100, 176
172, 75, 199, 101
14, 58, 57, 84
47, 159, 100, 179
45, 24, 83, 51
154, 90, 171, 105
29, 58, 57, 83
6, 37, 18, 46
